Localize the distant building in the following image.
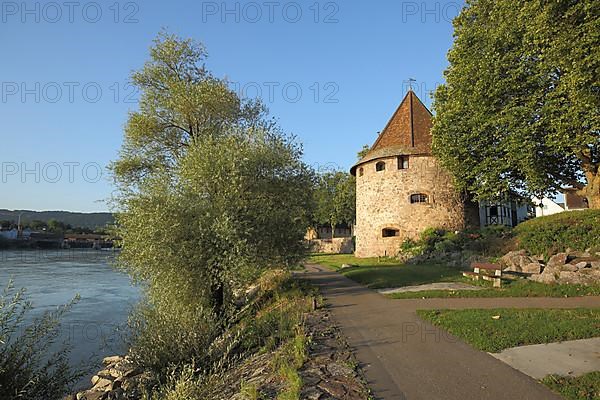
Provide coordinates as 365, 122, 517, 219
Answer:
478, 200, 532, 228
534, 188, 589, 217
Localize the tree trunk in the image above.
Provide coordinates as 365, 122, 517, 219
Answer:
582, 169, 600, 209
331, 223, 335, 240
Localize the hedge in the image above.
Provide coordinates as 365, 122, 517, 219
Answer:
515, 209, 600, 256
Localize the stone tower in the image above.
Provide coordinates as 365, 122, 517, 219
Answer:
350, 90, 477, 258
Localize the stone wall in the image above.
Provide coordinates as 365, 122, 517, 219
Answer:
308, 237, 354, 254
355, 155, 474, 258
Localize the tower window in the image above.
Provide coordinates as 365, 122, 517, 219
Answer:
398, 156, 409, 169
410, 193, 429, 204
382, 228, 400, 237
376, 161, 386, 172
358, 167, 364, 176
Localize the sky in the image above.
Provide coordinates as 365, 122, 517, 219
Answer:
1, 0, 464, 212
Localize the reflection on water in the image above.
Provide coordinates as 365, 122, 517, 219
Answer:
0, 249, 141, 389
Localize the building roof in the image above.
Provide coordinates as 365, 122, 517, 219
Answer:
351, 90, 433, 175
563, 188, 589, 210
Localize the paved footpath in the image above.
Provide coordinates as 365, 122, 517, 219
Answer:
302, 264, 600, 400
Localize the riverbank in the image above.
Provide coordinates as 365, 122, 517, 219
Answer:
71, 271, 371, 400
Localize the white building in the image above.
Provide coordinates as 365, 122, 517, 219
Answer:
533, 188, 589, 217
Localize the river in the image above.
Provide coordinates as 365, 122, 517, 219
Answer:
0, 248, 141, 389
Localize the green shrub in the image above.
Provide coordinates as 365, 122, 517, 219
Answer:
127, 301, 219, 378
515, 209, 600, 256
0, 281, 82, 400
139, 274, 311, 400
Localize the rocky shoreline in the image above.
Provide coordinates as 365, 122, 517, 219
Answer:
70, 305, 370, 400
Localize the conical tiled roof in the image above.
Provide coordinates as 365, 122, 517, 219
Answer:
351, 90, 433, 175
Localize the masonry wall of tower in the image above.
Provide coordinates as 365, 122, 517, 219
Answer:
354, 155, 469, 258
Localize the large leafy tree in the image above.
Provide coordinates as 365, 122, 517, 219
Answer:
432, 0, 599, 207
111, 32, 313, 324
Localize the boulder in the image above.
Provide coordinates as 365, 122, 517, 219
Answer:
102, 356, 123, 366
591, 261, 600, 270
560, 264, 579, 272
547, 253, 569, 267
522, 262, 542, 274
558, 271, 582, 284
541, 264, 559, 276
500, 250, 528, 271
91, 377, 112, 392
573, 261, 590, 270
529, 273, 557, 284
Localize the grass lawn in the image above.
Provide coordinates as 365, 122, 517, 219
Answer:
417, 308, 600, 353
309, 254, 600, 298
541, 372, 600, 400
308, 254, 463, 289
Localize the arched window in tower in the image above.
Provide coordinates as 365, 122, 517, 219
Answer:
358, 167, 364, 176
382, 228, 400, 237
410, 193, 429, 204
375, 161, 386, 172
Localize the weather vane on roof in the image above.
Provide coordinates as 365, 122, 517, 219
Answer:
408, 78, 417, 91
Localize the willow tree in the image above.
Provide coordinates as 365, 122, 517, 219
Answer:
111, 32, 313, 329
112, 31, 265, 188
432, 0, 599, 207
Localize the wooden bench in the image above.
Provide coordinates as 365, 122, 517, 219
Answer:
463, 262, 504, 288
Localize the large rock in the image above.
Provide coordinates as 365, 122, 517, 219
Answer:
560, 263, 579, 272
500, 250, 529, 272
558, 271, 583, 285
529, 273, 557, 284
573, 261, 590, 271
522, 262, 542, 274
547, 253, 569, 268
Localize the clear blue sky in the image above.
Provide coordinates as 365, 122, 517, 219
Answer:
1, 0, 464, 212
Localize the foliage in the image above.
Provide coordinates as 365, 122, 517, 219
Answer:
312, 171, 356, 236
140, 274, 312, 400
0, 281, 81, 400
399, 225, 514, 258
110, 30, 265, 189
418, 308, 600, 352
514, 209, 600, 256
357, 144, 370, 160
112, 32, 314, 383
432, 0, 600, 207
541, 371, 600, 400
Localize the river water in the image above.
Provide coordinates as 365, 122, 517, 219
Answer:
0, 249, 141, 389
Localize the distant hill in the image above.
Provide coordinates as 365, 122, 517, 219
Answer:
0, 209, 114, 229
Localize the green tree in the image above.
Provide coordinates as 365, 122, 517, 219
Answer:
111, 31, 265, 189
432, 0, 599, 207
111, 33, 314, 372
357, 144, 370, 160
313, 171, 356, 238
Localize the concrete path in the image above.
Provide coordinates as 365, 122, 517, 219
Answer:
302, 264, 600, 400
378, 282, 483, 295
491, 338, 600, 379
